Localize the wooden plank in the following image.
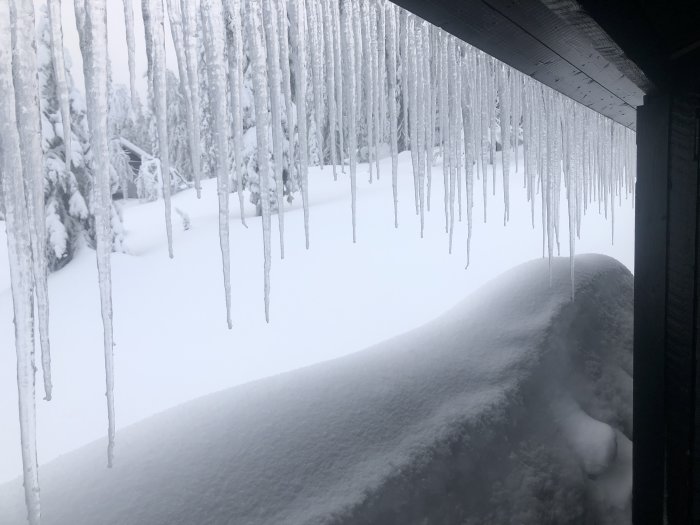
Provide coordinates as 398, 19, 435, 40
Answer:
506, 0, 647, 104
390, 0, 638, 128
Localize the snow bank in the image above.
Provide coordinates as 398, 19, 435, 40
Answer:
0, 254, 632, 524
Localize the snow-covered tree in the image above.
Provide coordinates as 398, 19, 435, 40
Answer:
37, 12, 90, 269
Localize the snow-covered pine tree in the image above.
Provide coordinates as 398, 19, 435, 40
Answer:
37, 10, 90, 270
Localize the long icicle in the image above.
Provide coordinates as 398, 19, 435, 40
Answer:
47, 0, 72, 179
247, 0, 273, 321
461, 45, 474, 267
149, 0, 173, 258
180, 0, 202, 198
122, 0, 138, 108
342, 0, 358, 241
290, 0, 310, 248
415, 21, 425, 237
454, 40, 463, 223
12, 0, 51, 404
12, 0, 52, 405
440, 32, 450, 231
81, 0, 115, 468
331, 0, 344, 172
424, 23, 433, 212
322, 0, 338, 180
370, 0, 380, 180
386, 1, 399, 227
223, 0, 248, 226
261, 0, 286, 259
166, 0, 198, 214
407, 16, 419, 214
499, 64, 511, 224
307, 0, 324, 167
360, 0, 374, 183
201, 0, 233, 328
1, 4, 41, 520
447, 36, 457, 253
277, 0, 295, 194
377, 0, 387, 159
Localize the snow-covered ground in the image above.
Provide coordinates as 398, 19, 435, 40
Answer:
0, 253, 633, 524
0, 150, 634, 486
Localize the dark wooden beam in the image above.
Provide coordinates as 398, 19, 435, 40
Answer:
634, 90, 700, 523
634, 92, 669, 525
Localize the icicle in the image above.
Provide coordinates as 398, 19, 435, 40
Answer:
575, 109, 583, 238
48, 0, 72, 178
322, 0, 338, 180
12, 0, 52, 403
307, 0, 324, 168
166, 0, 198, 214
377, 0, 387, 152
545, 92, 555, 268
121, 0, 138, 108
435, 30, 443, 164
223, 0, 247, 226
290, 0, 310, 247
512, 70, 521, 175
331, 0, 344, 172
479, 54, 489, 222
567, 103, 577, 298
553, 105, 562, 257
352, 0, 363, 142
469, 50, 478, 190
148, 0, 173, 259
261, 0, 286, 259
407, 17, 420, 214
360, 0, 374, 183
370, 0, 380, 180
447, 37, 457, 253
180, 0, 202, 198
277, 0, 295, 184
424, 23, 433, 212
488, 58, 496, 195
454, 43, 463, 223
461, 46, 474, 267
141, 0, 154, 96
1, 5, 41, 521
201, 0, 233, 328
79, 0, 116, 468
440, 33, 450, 231
415, 21, 425, 237
386, 2, 399, 227
247, 0, 272, 321
498, 64, 510, 224
342, 0, 358, 241
610, 122, 615, 244
399, 9, 409, 151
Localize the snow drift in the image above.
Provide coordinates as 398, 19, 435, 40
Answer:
0, 254, 632, 525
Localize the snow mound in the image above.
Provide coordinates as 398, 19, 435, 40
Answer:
0, 254, 632, 525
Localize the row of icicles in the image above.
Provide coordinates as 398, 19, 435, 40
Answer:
1, 0, 635, 523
